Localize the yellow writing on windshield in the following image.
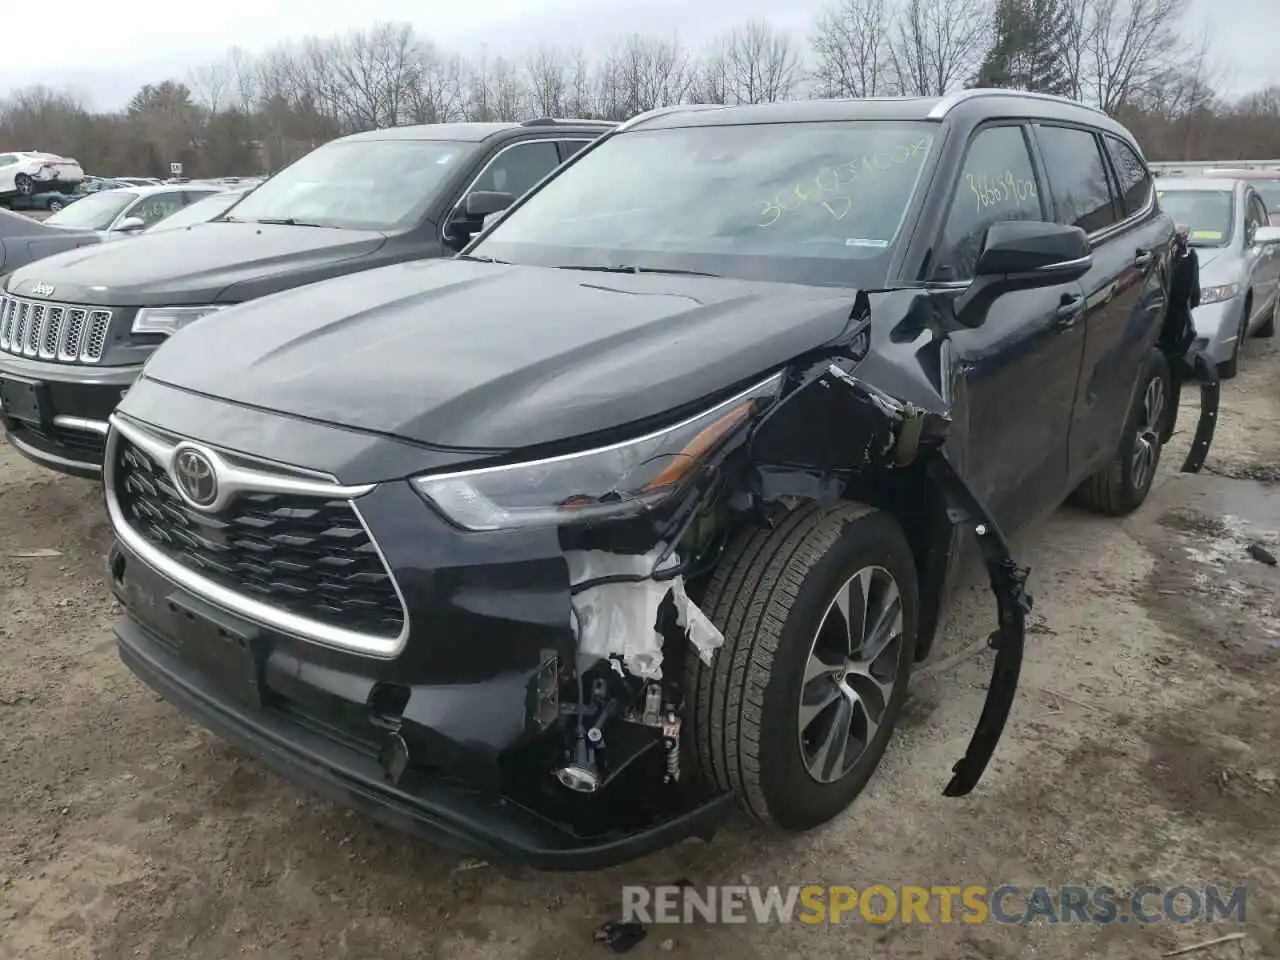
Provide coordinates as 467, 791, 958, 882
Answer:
966, 171, 1038, 215
758, 138, 931, 227
1190, 229, 1222, 240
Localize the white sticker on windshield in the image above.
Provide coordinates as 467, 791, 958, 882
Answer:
845, 238, 889, 248
437, 155, 455, 164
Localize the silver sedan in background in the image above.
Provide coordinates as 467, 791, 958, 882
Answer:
1155, 177, 1280, 378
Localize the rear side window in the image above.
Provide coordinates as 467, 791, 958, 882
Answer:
558, 140, 590, 161
1103, 135, 1152, 216
1035, 125, 1118, 233
934, 124, 1044, 281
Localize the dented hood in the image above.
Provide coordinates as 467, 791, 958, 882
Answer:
140, 259, 864, 450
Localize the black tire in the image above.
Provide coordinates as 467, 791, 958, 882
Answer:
1073, 349, 1171, 516
686, 502, 918, 831
1257, 295, 1276, 339
48, 200, 63, 212
1219, 295, 1249, 379
14, 173, 34, 196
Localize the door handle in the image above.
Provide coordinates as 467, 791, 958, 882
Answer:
1054, 293, 1084, 327
1134, 249, 1154, 268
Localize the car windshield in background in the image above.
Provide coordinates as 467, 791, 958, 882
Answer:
1157, 189, 1234, 247
223, 139, 478, 231
44, 190, 138, 230
1251, 181, 1280, 210
471, 121, 937, 286
149, 191, 244, 232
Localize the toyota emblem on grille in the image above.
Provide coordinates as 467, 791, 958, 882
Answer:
173, 447, 218, 507
30, 282, 54, 297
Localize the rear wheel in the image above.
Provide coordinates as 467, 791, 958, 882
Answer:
47, 199, 64, 212
686, 502, 917, 831
1219, 294, 1250, 379
1073, 349, 1170, 516
14, 173, 34, 196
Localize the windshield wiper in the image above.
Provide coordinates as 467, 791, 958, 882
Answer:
557, 264, 722, 278
457, 254, 511, 264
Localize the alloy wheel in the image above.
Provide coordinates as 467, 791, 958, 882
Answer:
797, 564, 904, 784
1131, 375, 1165, 491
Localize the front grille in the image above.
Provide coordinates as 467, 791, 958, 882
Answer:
114, 437, 405, 640
0, 293, 112, 363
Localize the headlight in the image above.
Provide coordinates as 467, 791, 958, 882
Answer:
131, 305, 224, 336
411, 374, 784, 531
1199, 283, 1238, 306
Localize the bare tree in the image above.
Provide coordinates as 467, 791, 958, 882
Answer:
596, 34, 695, 119
525, 46, 568, 117
810, 0, 895, 98
701, 21, 801, 104
1076, 0, 1190, 111
889, 0, 992, 96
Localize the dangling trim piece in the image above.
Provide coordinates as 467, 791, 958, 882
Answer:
926, 454, 1031, 798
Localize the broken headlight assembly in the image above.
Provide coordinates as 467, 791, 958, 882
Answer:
410, 372, 784, 531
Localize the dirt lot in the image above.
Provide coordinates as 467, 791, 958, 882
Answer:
2, 336, 1279, 960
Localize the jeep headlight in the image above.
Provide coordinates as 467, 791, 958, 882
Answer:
1199, 283, 1238, 306
131, 305, 224, 336
410, 374, 783, 531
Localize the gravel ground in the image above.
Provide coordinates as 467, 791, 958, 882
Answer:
1, 334, 1278, 959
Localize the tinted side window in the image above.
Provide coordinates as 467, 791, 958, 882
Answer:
1245, 192, 1264, 242
935, 125, 1044, 281
558, 140, 590, 161
0, 154, 16, 165
1036, 125, 1118, 233
469, 141, 560, 200
1104, 135, 1152, 216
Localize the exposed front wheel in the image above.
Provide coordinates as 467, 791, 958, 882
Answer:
1073, 349, 1171, 516
48, 199, 64, 212
14, 173, 34, 196
686, 502, 917, 831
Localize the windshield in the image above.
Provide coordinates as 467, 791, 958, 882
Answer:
1157, 189, 1234, 247
45, 190, 137, 230
149, 191, 244, 232
1251, 181, 1280, 212
471, 121, 937, 286
224, 138, 477, 231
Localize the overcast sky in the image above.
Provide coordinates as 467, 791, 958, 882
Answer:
0, 0, 1272, 110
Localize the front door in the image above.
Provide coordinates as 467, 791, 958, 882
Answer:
934, 122, 1088, 532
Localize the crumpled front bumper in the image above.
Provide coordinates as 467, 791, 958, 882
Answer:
108, 535, 735, 870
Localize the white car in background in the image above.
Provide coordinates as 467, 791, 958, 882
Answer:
42, 184, 226, 240
0, 151, 85, 197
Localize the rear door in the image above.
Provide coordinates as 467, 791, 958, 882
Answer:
934, 122, 1088, 531
1034, 124, 1168, 481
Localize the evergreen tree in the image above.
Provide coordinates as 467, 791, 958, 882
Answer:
975, 0, 1072, 96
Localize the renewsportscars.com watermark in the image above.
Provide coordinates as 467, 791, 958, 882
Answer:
621, 884, 1248, 925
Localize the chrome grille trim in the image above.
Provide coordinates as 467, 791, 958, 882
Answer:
104, 413, 411, 659
0, 293, 112, 363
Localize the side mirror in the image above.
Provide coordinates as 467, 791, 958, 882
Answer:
953, 220, 1092, 329
462, 190, 516, 220
1253, 225, 1280, 246
115, 216, 146, 232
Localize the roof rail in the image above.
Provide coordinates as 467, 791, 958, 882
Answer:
927, 88, 1111, 120
520, 117, 617, 127
616, 103, 725, 132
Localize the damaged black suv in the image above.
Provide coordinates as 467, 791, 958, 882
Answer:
104, 91, 1176, 869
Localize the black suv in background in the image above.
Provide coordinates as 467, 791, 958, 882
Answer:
105, 92, 1177, 868
0, 118, 614, 478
